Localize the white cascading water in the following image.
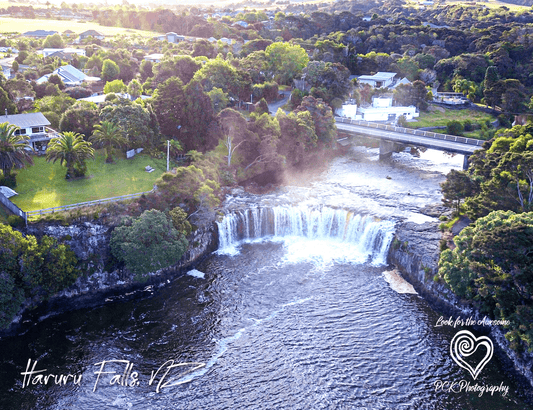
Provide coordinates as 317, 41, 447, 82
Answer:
217, 205, 395, 266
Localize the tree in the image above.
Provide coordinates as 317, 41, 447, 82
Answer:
99, 100, 160, 149
168, 206, 192, 236
446, 120, 464, 136
192, 57, 242, 99
110, 209, 188, 280
304, 61, 352, 105
139, 59, 153, 82
47, 73, 65, 90
277, 109, 318, 165
103, 79, 126, 94
151, 55, 201, 88
207, 87, 229, 114
0, 122, 33, 186
483, 66, 500, 109
152, 77, 186, 138
182, 80, 216, 151
438, 210, 533, 351
127, 79, 142, 99
294, 96, 336, 147
218, 109, 251, 166
90, 120, 127, 163
265, 42, 309, 84
42, 33, 64, 48
59, 102, 99, 138
0, 87, 17, 115
101, 59, 120, 82
441, 170, 477, 215
46, 131, 95, 179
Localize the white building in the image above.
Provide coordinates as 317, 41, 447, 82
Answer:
358, 72, 397, 88
41, 48, 86, 58
1, 113, 58, 153
36, 64, 100, 86
78, 93, 150, 105
339, 96, 418, 122
143, 53, 165, 63
358, 96, 418, 122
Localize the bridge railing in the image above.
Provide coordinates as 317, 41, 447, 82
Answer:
335, 117, 485, 147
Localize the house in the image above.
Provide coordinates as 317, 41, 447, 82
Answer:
143, 53, 165, 63
63, 30, 76, 37
390, 77, 411, 89
433, 91, 468, 105
0, 113, 57, 153
165, 32, 185, 43
1, 65, 12, 80
357, 96, 418, 122
42, 48, 86, 58
232, 21, 249, 28
23, 30, 58, 38
358, 72, 397, 88
78, 30, 105, 41
36, 64, 100, 86
78, 93, 150, 105
339, 96, 418, 122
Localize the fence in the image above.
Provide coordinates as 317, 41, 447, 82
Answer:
26, 189, 154, 219
335, 117, 485, 147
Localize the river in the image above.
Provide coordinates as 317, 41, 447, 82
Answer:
0, 146, 531, 409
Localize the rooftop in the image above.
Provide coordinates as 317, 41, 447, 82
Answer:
0, 113, 51, 128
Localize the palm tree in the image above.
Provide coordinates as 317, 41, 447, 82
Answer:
46, 131, 95, 179
0, 122, 33, 185
90, 120, 127, 163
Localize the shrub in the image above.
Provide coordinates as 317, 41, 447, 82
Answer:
7, 215, 24, 228
446, 120, 464, 136
110, 209, 188, 280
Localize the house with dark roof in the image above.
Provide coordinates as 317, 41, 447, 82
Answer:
23, 30, 58, 38
0, 113, 58, 153
78, 30, 105, 41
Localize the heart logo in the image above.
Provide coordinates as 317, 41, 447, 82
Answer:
450, 330, 493, 380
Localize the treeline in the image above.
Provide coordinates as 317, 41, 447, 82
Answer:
0, 224, 79, 329
439, 124, 533, 353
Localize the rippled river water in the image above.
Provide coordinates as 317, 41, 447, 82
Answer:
0, 147, 531, 409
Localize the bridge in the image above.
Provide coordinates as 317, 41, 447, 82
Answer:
335, 118, 485, 169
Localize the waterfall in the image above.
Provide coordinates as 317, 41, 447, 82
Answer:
217, 206, 395, 265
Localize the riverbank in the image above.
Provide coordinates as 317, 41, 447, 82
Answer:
0, 217, 219, 338
388, 218, 533, 398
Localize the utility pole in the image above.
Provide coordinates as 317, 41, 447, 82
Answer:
166, 140, 170, 172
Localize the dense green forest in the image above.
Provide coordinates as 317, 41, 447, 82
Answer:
0, 0, 532, 348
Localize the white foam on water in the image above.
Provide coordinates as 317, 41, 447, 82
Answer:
187, 269, 205, 279
216, 206, 396, 266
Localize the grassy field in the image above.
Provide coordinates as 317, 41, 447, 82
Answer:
0, 17, 159, 37
11, 151, 175, 212
409, 106, 495, 129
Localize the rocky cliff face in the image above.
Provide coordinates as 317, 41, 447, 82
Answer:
8, 220, 219, 331
388, 221, 533, 394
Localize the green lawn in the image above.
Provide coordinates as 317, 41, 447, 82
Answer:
410, 107, 495, 129
11, 151, 174, 212
0, 17, 158, 37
